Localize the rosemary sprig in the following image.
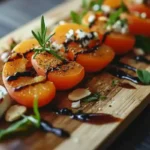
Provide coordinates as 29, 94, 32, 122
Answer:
32, 16, 65, 62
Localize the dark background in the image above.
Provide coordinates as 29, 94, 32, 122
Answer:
0, 0, 150, 150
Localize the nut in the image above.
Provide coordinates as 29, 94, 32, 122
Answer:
68, 88, 91, 101
71, 101, 81, 109
133, 48, 145, 56
0, 85, 12, 118
5, 105, 27, 122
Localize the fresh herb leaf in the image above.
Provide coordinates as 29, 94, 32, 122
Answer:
32, 16, 65, 61
107, 0, 128, 26
0, 97, 41, 140
0, 118, 30, 140
137, 69, 150, 85
112, 79, 120, 86
70, 11, 82, 24
107, 8, 123, 26
81, 93, 100, 102
135, 35, 150, 53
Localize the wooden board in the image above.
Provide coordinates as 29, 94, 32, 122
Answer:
0, 0, 150, 150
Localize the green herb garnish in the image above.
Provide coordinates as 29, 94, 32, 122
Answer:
112, 79, 120, 86
32, 16, 65, 61
81, 92, 106, 103
0, 97, 41, 140
70, 11, 82, 24
71, 0, 104, 24
106, 0, 128, 26
82, 93, 100, 102
0, 118, 30, 140
135, 35, 150, 53
137, 69, 150, 85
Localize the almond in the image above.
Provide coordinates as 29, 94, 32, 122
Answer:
5, 105, 27, 122
68, 88, 91, 101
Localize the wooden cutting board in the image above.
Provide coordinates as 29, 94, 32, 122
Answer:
0, 0, 150, 150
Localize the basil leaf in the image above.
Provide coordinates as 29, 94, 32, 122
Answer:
70, 11, 82, 24
135, 35, 150, 53
33, 96, 41, 127
107, 0, 128, 26
107, 8, 123, 26
137, 69, 150, 85
0, 118, 30, 140
81, 93, 100, 102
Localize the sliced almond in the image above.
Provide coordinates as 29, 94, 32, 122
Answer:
0, 85, 12, 118
71, 100, 81, 109
68, 88, 91, 101
5, 105, 27, 122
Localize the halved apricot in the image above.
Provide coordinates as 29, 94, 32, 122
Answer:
2, 58, 56, 107
31, 53, 85, 90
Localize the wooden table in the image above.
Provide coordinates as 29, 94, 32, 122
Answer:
0, 0, 150, 150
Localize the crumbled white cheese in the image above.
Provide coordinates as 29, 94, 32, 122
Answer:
133, 0, 143, 4
112, 20, 129, 34
0, 51, 9, 62
141, 12, 147, 19
76, 30, 86, 39
106, 25, 112, 32
88, 15, 96, 23
93, 4, 100, 11
101, 5, 111, 14
98, 16, 108, 22
112, 20, 122, 32
51, 42, 63, 51
121, 25, 129, 34
66, 29, 75, 41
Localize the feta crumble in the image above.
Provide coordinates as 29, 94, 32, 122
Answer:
93, 4, 100, 11
88, 15, 96, 24
101, 5, 111, 14
51, 42, 63, 51
66, 29, 75, 41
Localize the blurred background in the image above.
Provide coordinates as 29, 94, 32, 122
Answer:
0, 0, 149, 150
0, 0, 63, 37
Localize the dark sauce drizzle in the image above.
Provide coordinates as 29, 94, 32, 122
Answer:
63, 32, 97, 52
53, 108, 121, 125
107, 67, 141, 84
74, 42, 100, 60
6, 69, 36, 81
40, 120, 70, 138
13, 80, 46, 91
101, 31, 112, 44
135, 56, 150, 64
112, 61, 137, 72
89, 19, 96, 28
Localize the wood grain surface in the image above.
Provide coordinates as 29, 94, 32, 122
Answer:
0, 0, 150, 150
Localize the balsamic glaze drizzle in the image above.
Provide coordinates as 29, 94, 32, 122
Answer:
101, 31, 111, 44
40, 120, 70, 138
53, 108, 121, 124
74, 42, 100, 60
135, 56, 150, 64
6, 70, 36, 81
112, 61, 137, 72
107, 67, 141, 84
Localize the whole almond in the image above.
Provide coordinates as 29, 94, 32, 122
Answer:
5, 105, 27, 122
